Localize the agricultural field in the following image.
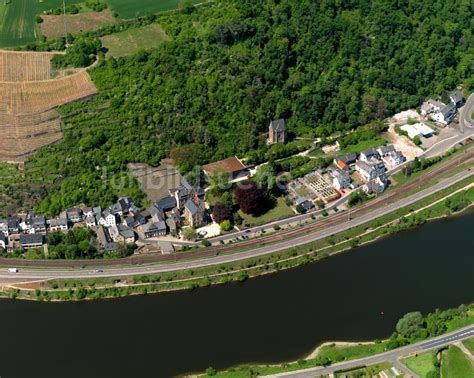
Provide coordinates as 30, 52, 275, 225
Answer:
108, 0, 205, 19
0, 0, 84, 47
40, 9, 116, 39
0, 0, 37, 47
101, 23, 169, 58
0, 50, 97, 162
0, 0, 204, 47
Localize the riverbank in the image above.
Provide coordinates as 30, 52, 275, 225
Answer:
0, 211, 472, 377
197, 304, 474, 377
1, 175, 473, 302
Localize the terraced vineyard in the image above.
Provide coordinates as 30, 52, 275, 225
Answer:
0, 50, 57, 81
0, 50, 97, 162
1, 71, 97, 114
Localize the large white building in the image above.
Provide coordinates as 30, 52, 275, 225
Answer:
401, 123, 434, 139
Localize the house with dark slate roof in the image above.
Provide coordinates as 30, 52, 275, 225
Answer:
20, 234, 44, 249
376, 145, 395, 157
360, 148, 379, 163
183, 199, 206, 228
334, 152, 357, 167
169, 179, 193, 209
156, 196, 177, 212
449, 91, 464, 108
434, 102, 457, 125
140, 221, 167, 238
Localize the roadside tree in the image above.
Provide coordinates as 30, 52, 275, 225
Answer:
396, 311, 425, 340
182, 228, 197, 241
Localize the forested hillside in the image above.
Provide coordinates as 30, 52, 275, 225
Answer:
24, 0, 474, 214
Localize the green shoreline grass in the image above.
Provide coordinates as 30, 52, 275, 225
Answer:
206, 306, 474, 377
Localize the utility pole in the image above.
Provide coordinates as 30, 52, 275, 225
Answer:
63, 0, 69, 49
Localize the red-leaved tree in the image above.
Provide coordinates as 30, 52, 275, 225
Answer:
234, 182, 265, 215
212, 202, 231, 223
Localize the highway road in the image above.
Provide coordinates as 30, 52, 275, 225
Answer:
460, 93, 474, 131
1, 168, 473, 280
269, 325, 474, 377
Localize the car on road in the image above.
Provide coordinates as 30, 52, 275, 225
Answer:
7, 268, 18, 273
95, 269, 104, 273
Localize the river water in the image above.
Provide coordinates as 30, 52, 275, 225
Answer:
0, 211, 473, 377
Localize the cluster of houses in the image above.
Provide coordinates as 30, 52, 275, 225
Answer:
331, 145, 406, 195
420, 91, 464, 125
0, 179, 210, 254
286, 143, 406, 212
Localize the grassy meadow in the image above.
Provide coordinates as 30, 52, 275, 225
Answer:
100, 23, 169, 57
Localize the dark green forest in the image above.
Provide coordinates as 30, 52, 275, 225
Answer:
23, 0, 474, 215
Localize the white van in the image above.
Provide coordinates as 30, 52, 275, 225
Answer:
7, 268, 18, 273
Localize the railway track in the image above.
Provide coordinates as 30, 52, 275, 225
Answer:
2, 147, 473, 269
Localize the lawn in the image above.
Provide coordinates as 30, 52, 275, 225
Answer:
402, 351, 438, 378
101, 23, 169, 57
441, 345, 474, 377
108, 0, 206, 19
239, 197, 294, 227
338, 137, 385, 155
463, 338, 474, 354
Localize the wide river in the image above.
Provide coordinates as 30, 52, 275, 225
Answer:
0, 211, 473, 377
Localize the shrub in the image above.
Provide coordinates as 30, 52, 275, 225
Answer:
220, 220, 232, 232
